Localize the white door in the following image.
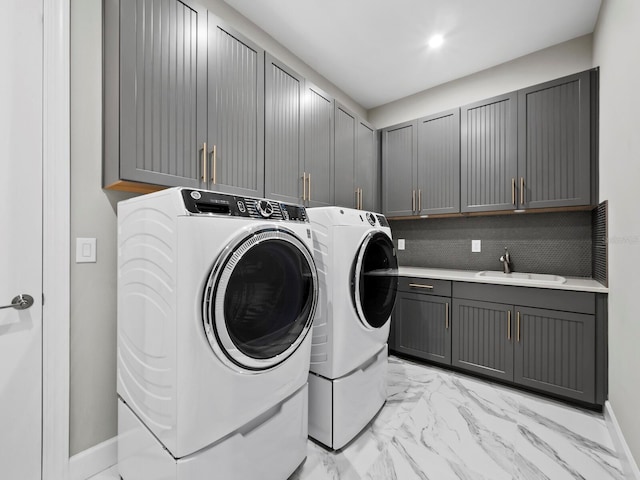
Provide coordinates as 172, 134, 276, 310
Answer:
0, 0, 44, 478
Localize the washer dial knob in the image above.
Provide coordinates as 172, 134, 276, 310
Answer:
366, 212, 376, 226
256, 199, 274, 218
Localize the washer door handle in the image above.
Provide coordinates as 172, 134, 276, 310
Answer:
0, 294, 34, 310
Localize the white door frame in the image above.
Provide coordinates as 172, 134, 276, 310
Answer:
42, 0, 71, 478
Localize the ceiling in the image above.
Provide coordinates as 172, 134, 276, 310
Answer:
223, 0, 602, 110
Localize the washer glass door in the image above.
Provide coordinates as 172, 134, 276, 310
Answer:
203, 227, 318, 370
351, 231, 399, 329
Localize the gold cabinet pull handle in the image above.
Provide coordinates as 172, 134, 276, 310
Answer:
201, 142, 207, 182
418, 189, 422, 212
408, 283, 433, 289
511, 178, 516, 206
446, 302, 449, 329
508, 310, 511, 340
517, 311, 521, 342
520, 177, 525, 205
302, 172, 307, 201
359, 188, 363, 210
412, 190, 416, 212
212, 144, 217, 184
308, 173, 311, 202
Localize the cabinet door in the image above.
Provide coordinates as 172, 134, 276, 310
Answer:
451, 299, 514, 382
114, 0, 207, 189
382, 120, 417, 217
394, 292, 451, 366
517, 71, 592, 209
460, 93, 517, 213
514, 307, 595, 403
417, 109, 460, 215
264, 54, 304, 204
304, 84, 334, 207
208, 15, 264, 197
356, 120, 379, 212
334, 102, 357, 209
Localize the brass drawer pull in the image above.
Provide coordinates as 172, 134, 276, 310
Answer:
445, 302, 449, 329
408, 283, 434, 289
418, 189, 422, 212
201, 142, 207, 182
411, 189, 416, 212
507, 310, 511, 340
511, 178, 516, 206
517, 311, 521, 342
520, 177, 525, 205
212, 144, 217, 184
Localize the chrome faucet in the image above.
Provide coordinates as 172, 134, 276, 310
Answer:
500, 247, 513, 274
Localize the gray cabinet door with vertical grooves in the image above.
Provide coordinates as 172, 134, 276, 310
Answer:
451, 298, 514, 382
417, 109, 460, 215
304, 84, 334, 207
382, 120, 417, 217
208, 14, 264, 197
518, 71, 592, 209
334, 103, 357, 209
394, 292, 451, 365
356, 120, 379, 212
514, 306, 595, 403
264, 54, 304, 204
461, 93, 518, 213
118, 0, 207, 188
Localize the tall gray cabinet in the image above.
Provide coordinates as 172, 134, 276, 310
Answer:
264, 54, 305, 205
304, 84, 335, 207
381, 120, 417, 217
104, 0, 208, 191
207, 15, 264, 197
356, 120, 379, 212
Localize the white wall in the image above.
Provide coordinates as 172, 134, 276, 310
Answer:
593, 0, 640, 471
367, 34, 593, 129
69, 0, 365, 456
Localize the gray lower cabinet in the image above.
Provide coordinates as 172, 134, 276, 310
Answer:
460, 92, 518, 213
207, 15, 264, 197
382, 120, 418, 217
304, 84, 334, 207
518, 70, 594, 209
394, 278, 603, 405
104, 0, 207, 191
264, 54, 304, 205
451, 299, 514, 382
514, 306, 595, 403
394, 292, 451, 365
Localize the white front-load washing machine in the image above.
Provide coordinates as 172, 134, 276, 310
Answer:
117, 187, 318, 480
306, 207, 398, 450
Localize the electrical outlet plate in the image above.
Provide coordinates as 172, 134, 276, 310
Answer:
472, 239, 481, 253
76, 237, 97, 263
398, 239, 405, 251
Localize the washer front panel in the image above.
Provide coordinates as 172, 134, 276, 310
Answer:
351, 231, 399, 330
203, 226, 318, 371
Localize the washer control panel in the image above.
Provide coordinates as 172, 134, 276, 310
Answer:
181, 189, 308, 222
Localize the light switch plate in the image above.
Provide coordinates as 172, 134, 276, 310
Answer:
398, 239, 405, 251
472, 239, 481, 253
76, 237, 97, 263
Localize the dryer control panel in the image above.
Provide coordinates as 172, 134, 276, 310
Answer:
181, 189, 308, 222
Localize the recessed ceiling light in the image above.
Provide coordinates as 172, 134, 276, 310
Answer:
428, 34, 444, 49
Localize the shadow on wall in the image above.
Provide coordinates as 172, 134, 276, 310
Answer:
389, 210, 593, 277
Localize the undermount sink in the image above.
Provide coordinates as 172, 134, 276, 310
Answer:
475, 271, 567, 285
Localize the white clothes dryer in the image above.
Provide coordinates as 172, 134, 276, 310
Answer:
306, 207, 398, 450
116, 187, 318, 480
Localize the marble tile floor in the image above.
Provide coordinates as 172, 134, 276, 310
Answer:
90, 355, 624, 480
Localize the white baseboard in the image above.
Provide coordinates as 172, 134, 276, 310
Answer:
69, 436, 117, 480
605, 401, 640, 480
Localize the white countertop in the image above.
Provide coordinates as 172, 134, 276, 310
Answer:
398, 266, 608, 293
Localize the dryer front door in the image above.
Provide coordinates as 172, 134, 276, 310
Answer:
351, 231, 399, 329
203, 227, 318, 371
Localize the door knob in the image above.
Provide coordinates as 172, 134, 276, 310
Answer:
0, 294, 34, 310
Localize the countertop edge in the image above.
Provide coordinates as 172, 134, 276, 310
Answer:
398, 267, 609, 294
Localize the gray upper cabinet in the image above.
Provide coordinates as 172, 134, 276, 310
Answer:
514, 306, 595, 403
264, 54, 304, 205
517, 71, 592, 209
334, 102, 357, 209
417, 109, 460, 215
207, 15, 264, 197
104, 0, 208, 192
382, 120, 418, 217
356, 120, 379, 212
304, 84, 334, 207
460, 92, 518, 213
